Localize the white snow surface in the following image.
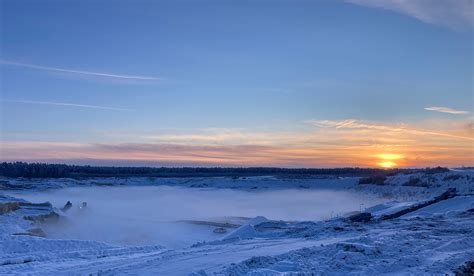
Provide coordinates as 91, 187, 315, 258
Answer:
0, 170, 472, 275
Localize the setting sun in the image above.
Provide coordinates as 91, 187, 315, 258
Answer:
378, 161, 397, 168
375, 153, 403, 168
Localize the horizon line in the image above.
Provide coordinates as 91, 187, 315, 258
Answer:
0, 160, 467, 170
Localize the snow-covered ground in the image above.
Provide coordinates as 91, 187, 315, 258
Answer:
0, 170, 473, 275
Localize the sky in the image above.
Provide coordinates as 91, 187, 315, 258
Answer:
0, 0, 473, 168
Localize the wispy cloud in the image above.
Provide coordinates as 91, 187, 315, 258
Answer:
308, 119, 404, 131
424, 106, 470, 115
307, 119, 474, 141
0, 60, 162, 81
346, 0, 474, 30
1, 99, 132, 112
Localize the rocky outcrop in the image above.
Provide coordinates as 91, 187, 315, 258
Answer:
1, 194, 59, 223
0, 194, 60, 238
0, 202, 21, 214
20, 202, 59, 223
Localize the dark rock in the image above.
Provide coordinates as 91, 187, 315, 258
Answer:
213, 227, 227, 234
61, 201, 72, 212
348, 212, 373, 223
454, 260, 474, 276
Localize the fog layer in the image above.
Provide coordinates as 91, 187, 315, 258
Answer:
10, 186, 386, 248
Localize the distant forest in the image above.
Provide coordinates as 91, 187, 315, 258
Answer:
0, 162, 450, 179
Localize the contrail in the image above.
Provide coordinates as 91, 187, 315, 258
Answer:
1, 99, 132, 111
0, 60, 162, 80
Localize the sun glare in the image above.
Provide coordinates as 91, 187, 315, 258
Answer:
378, 161, 397, 168
375, 153, 403, 168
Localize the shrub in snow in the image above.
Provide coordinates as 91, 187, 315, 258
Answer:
403, 177, 430, 187
358, 176, 386, 185
443, 174, 463, 182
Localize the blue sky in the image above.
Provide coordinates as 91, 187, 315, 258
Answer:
0, 0, 473, 167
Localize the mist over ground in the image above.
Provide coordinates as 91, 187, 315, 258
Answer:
9, 186, 387, 248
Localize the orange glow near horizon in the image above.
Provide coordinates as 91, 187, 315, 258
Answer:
1, 117, 473, 168
375, 153, 404, 168
375, 153, 404, 160
377, 161, 397, 168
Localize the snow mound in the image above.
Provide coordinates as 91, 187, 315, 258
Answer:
223, 216, 268, 240
223, 223, 258, 240
247, 216, 269, 226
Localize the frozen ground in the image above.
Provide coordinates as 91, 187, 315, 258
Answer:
0, 170, 473, 275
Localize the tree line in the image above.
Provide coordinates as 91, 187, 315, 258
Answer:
0, 162, 448, 179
